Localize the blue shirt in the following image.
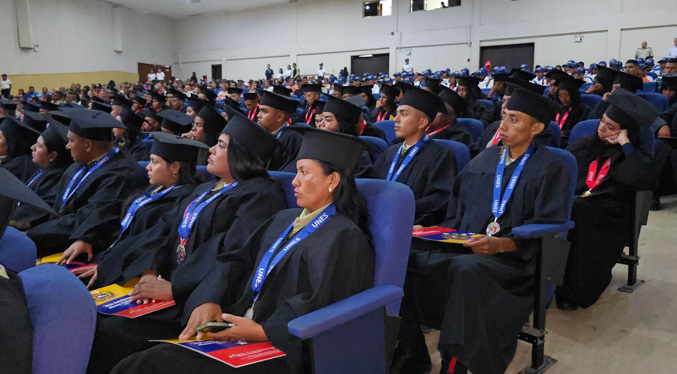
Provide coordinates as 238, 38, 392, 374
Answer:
265, 69, 274, 80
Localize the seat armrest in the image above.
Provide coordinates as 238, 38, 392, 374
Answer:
512, 222, 574, 238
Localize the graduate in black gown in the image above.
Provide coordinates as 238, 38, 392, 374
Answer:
257, 91, 303, 171
587, 70, 643, 120
456, 76, 494, 126
477, 80, 554, 152
301, 83, 322, 125
10, 119, 72, 229
556, 88, 657, 310
393, 87, 569, 374
114, 108, 150, 161
344, 94, 388, 141
112, 128, 375, 374
554, 77, 590, 138
369, 84, 398, 123
428, 87, 473, 149
183, 104, 227, 165
26, 108, 148, 259
86, 112, 287, 374
373, 86, 457, 226
157, 109, 194, 136
243, 91, 261, 123
0, 116, 41, 183
83, 132, 207, 288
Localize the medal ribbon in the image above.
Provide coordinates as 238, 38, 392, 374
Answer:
586, 157, 611, 191
119, 185, 177, 238
275, 123, 288, 140
376, 109, 388, 123
427, 124, 451, 137
251, 204, 336, 302
26, 170, 44, 188
492, 144, 534, 221
177, 181, 239, 248
555, 107, 571, 130
248, 104, 259, 121
62, 147, 119, 207
489, 128, 501, 147
386, 136, 429, 182
304, 108, 316, 124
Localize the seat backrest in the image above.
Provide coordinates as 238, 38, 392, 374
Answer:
543, 86, 550, 97
195, 165, 217, 181
20, 265, 97, 374
0, 226, 37, 273
267, 172, 415, 315
579, 82, 593, 93
295, 107, 305, 119
643, 81, 657, 92
480, 88, 491, 96
580, 94, 602, 110
360, 135, 388, 163
549, 121, 562, 148
142, 139, 153, 151
638, 92, 669, 112
567, 119, 599, 146
477, 99, 494, 111
457, 118, 484, 143
372, 93, 380, 102
433, 139, 470, 171
545, 147, 578, 221
292, 122, 311, 128
374, 120, 396, 144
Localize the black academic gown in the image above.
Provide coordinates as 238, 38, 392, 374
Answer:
11, 163, 69, 228
2, 154, 40, 183
0, 267, 32, 374
401, 142, 570, 374
369, 106, 396, 123
93, 184, 196, 288
373, 140, 456, 226
557, 103, 591, 136
26, 149, 147, 258
476, 120, 555, 153
268, 128, 303, 171
465, 101, 494, 127
125, 139, 150, 162
427, 122, 474, 150
587, 99, 610, 120
559, 136, 654, 308
87, 177, 286, 374
110, 209, 375, 374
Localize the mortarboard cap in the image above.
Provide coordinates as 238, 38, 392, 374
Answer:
399, 85, 447, 121
260, 91, 299, 114
21, 111, 49, 132
0, 168, 57, 235
91, 101, 112, 113
0, 117, 40, 154
323, 96, 362, 125
47, 110, 72, 126
556, 78, 585, 92
187, 97, 205, 113
510, 68, 536, 82
91, 96, 105, 104
0, 99, 18, 111
132, 95, 147, 105
119, 108, 145, 132
271, 85, 292, 97
40, 101, 59, 112
505, 84, 559, 125
380, 85, 399, 99
149, 131, 208, 165
491, 73, 511, 82
41, 120, 69, 154
197, 105, 227, 134
221, 111, 279, 163
23, 102, 40, 113
142, 109, 161, 123
613, 71, 643, 93
605, 88, 660, 129
302, 84, 322, 93
243, 92, 258, 101
438, 86, 467, 117
149, 90, 166, 103
342, 86, 362, 97
111, 94, 132, 108
504, 78, 546, 96
661, 74, 677, 90
291, 127, 369, 172
167, 88, 187, 102
545, 69, 570, 83
456, 76, 481, 87
157, 109, 194, 135
61, 108, 125, 141
424, 77, 442, 94
227, 87, 243, 95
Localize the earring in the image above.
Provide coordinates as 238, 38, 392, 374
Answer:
329, 187, 333, 193
173, 173, 178, 179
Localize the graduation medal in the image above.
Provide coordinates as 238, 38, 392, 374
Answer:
486, 220, 501, 236
176, 244, 186, 265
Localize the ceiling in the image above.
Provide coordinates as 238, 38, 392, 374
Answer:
105, 0, 293, 18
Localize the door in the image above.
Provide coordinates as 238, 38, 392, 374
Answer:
479, 43, 534, 71
351, 53, 390, 77
138, 63, 172, 84
212, 64, 222, 81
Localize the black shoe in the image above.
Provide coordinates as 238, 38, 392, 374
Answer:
556, 294, 579, 311
651, 197, 661, 211
390, 344, 431, 374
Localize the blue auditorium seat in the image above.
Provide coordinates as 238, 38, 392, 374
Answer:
549, 121, 562, 148
433, 139, 470, 171
374, 120, 396, 144
0, 226, 37, 273
638, 92, 669, 112
478, 99, 494, 111
359, 135, 388, 163
457, 118, 484, 143
580, 94, 602, 111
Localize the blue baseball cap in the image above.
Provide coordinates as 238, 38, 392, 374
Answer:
575, 67, 585, 74
535, 67, 544, 73
520, 63, 530, 71
646, 58, 654, 65
589, 63, 598, 70
598, 61, 607, 67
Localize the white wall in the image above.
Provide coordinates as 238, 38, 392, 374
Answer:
171, 0, 677, 81
0, 0, 173, 75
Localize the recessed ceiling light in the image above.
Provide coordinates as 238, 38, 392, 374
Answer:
184, 0, 200, 3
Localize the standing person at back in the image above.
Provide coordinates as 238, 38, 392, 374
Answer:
0, 74, 11, 98
317, 63, 326, 79
403, 58, 414, 73
147, 69, 156, 84
668, 38, 677, 59
635, 41, 653, 60
265, 64, 274, 81
156, 67, 166, 82
292, 63, 300, 79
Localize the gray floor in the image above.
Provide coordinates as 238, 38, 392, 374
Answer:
424, 195, 677, 374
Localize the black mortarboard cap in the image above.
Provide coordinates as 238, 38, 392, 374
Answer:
260, 91, 299, 114
61, 108, 125, 141
119, 108, 144, 131
271, 85, 292, 97
21, 111, 49, 132
302, 84, 322, 93
23, 102, 40, 113
395, 82, 412, 94
424, 77, 441, 94
149, 131, 208, 165
91, 101, 112, 113
227, 87, 243, 94
662, 74, 677, 90
314, 101, 325, 113
612, 71, 643, 93
504, 78, 546, 96
142, 109, 161, 122
111, 94, 132, 108
380, 85, 399, 99
0, 99, 17, 111
605, 88, 660, 129
47, 110, 72, 126
292, 127, 369, 171
200, 87, 217, 104
132, 95, 147, 105
505, 85, 559, 125
0, 117, 40, 153
594, 67, 617, 90
399, 85, 447, 121
545, 69, 570, 82
41, 120, 69, 154
243, 92, 258, 101
149, 90, 167, 103
157, 109, 194, 134
457, 76, 481, 87
556, 78, 585, 92
91, 96, 105, 103
438, 86, 467, 117
168, 87, 187, 101
509, 68, 536, 82
323, 96, 362, 125
0, 167, 57, 235
220, 111, 279, 163
491, 73, 511, 82
40, 101, 59, 112
197, 105, 227, 134
345, 95, 367, 109
187, 97, 205, 113
342, 86, 362, 96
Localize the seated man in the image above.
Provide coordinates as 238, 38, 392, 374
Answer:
392, 87, 570, 374
257, 91, 303, 171
372, 86, 457, 226
26, 109, 147, 259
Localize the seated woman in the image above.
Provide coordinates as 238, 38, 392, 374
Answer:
556, 88, 656, 310
10, 119, 72, 229
114, 109, 150, 161
182, 104, 227, 165
369, 85, 398, 123
112, 128, 375, 374
456, 76, 494, 126
86, 114, 287, 374
84, 132, 206, 288
0, 116, 41, 183
555, 77, 590, 137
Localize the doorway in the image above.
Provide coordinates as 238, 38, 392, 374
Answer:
351, 53, 390, 77
479, 43, 534, 71
212, 64, 223, 81
138, 63, 172, 84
